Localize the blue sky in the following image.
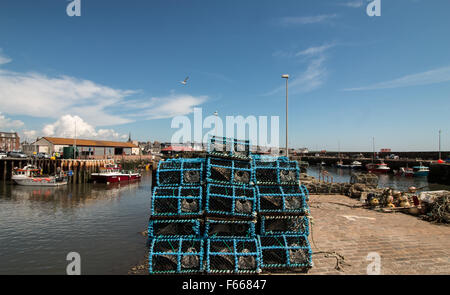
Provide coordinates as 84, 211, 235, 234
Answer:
0, 0, 449, 151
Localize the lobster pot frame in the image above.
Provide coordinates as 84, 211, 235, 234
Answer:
256, 185, 309, 214
148, 219, 201, 238
206, 238, 260, 274
204, 219, 256, 239
206, 157, 253, 185
252, 156, 300, 185
258, 235, 312, 270
260, 216, 309, 236
208, 136, 251, 160
151, 186, 203, 217
206, 184, 256, 218
157, 158, 205, 186
300, 184, 310, 201
149, 238, 204, 274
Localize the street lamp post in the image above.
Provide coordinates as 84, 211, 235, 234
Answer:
214, 111, 219, 138
282, 74, 289, 158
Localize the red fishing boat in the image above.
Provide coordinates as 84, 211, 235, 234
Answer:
91, 164, 141, 184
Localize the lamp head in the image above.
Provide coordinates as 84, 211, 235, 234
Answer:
281, 74, 289, 79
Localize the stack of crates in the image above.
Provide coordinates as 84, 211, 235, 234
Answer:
148, 158, 205, 274
204, 136, 260, 274
253, 155, 313, 273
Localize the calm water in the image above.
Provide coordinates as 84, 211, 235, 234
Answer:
0, 172, 152, 275
1, 167, 449, 275
307, 166, 450, 191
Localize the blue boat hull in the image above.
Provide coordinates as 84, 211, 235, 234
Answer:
414, 171, 429, 177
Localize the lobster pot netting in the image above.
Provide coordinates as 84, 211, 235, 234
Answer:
149, 238, 204, 274
252, 156, 300, 185
206, 184, 256, 218
258, 235, 312, 270
157, 158, 205, 186
350, 173, 379, 188
208, 136, 251, 160
260, 216, 309, 236
207, 157, 253, 185
204, 219, 256, 239
256, 185, 309, 214
148, 219, 201, 238
300, 184, 310, 201
206, 238, 260, 273
151, 186, 202, 217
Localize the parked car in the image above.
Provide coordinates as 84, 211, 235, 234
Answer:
0, 152, 7, 159
34, 152, 50, 159
7, 151, 28, 158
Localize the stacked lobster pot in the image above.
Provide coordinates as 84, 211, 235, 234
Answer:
148, 158, 205, 274
204, 136, 260, 274
253, 155, 313, 273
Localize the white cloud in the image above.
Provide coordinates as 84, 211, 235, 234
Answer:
0, 49, 12, 65
0, 49, 208, 132
339, 1, 364, 8
0, 70, 135, 126
0, 112, 24, 130
22, 130, 38, 142
125, 94, 208, 120
279, 14, 338, 25
295, 43, 336, 57
42, 115, 126, 140
344, 66, 450, 91
267, 43, 333, 95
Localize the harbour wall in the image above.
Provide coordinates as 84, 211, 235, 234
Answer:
296, 156, 450, 186
303, 151, 449, 160
295, 155, 435, 170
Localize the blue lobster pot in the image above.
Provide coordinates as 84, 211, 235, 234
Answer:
252, 156, 300, 185
258, 234, 312, 270
157, 158, 205, 186
151, 186, 203, 217
205, 238, 261, 274
149, 237, 204, 274
207, 135, 252, 160
206, 183, 257, 218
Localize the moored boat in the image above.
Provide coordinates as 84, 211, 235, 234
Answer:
337, 160, 362, 169
412, 164, 429, 177
350, 161, 362, 169
91, 164, 141, 184
396, 167, 414, 177
336, 160, 349, 168
12, 165, 68, 186
366, 161, 390, 173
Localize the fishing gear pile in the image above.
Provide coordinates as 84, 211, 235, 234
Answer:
147, 136, 312, 274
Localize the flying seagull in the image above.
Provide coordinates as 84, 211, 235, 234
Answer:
180, 76, 189, 85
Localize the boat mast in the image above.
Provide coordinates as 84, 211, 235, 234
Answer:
439, 129, 442, 160
74, 120, 77, 160
372, 137, 375, 163
338, 140, 341, 159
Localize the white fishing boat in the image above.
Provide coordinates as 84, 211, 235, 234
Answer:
12, 165, 68, 186
337, 160, 362, 169
350, 161, 362, 169
366, 161, 390, 174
